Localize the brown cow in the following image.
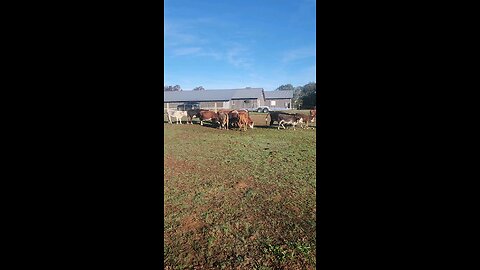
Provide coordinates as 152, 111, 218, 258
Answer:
228, 110, 240, 128
238, 112, 254, 131
310, 108, 316, 122
199, 110, 220, 127
186, 109, 209, 124
295, 113, 314, 129
218, 111, 229, 130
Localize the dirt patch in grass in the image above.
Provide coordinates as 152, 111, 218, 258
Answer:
179, 214, 205, 233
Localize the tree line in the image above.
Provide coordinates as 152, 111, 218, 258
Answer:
164, 85, 205, 91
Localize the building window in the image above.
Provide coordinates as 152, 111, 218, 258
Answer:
270, 100, 276, 106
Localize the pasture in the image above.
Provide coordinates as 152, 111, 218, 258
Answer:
164, 111, 317, 269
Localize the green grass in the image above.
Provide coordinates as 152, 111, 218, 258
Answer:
164, 114, 316, 269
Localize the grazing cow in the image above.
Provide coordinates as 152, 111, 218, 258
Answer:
167, 110, 187, 124
238, 112, 254, 131
218, 111, 229, 130
186, 109, 208, 124
247, 116, 254, 129
199, 110, 220, 126
237, 109, 249, 116
266, 111, 296, 126
277, 113, 303, 130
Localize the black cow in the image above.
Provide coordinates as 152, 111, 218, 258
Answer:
186, 109, 208, 124
277, 114, 303, 130
266, 111, 296, 126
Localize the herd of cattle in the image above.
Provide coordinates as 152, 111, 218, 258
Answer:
166, 108, 317, 131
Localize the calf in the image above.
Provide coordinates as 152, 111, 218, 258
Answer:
199, 110, 220, 127
167, 110, 187, 124
186, 109, 208, 124
277, 113, 303, 130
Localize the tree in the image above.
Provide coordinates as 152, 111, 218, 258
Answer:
300, 82, 316, 109
164, 85, 182, 91
275, 84, 294, 91
193, 86, 205, 91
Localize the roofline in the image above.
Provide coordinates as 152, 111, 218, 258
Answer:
165, 99, 231, 102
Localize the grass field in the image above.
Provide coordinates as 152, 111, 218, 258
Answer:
164, 111, 316, 269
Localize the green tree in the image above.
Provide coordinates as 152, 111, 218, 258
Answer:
300, 82, 316, 109
275, 84, 294, 91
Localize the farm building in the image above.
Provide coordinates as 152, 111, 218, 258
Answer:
264, 90, 293, 110
164, 88, 294, 111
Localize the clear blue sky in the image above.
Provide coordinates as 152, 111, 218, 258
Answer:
164, 0, 316, 91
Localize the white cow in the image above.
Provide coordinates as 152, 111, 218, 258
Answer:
166, 110, 187, 124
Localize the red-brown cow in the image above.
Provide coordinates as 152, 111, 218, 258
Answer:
199, 110, 220, 127
238, 112, 254, 131
295, 113, 314, 129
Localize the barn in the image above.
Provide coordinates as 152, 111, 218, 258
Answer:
164, 88, 294, 111
264, 90, 294, 110
164, 88, 266, 111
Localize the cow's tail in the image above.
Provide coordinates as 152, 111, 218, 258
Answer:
265, 113, 269, 126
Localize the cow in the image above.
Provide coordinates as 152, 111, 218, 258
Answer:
247, 116, 254, 129
277, 113, 303, 130
199, 110, 220, 127
238, 112, 254, 131
295, 113, 315, 129
186, 109, 209, 124
310, 108, 317, 123
218, 111, 229, 130
166, 110, 187, 124
266, 111, 296, 126
228, 110, 240, 128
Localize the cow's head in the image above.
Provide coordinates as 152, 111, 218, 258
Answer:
248, 117, 254, 129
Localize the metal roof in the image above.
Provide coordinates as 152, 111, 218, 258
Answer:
164, 88, 265, 102
264, 90, 293, 99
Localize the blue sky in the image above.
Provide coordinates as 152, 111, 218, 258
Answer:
164, 0, 316, 91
